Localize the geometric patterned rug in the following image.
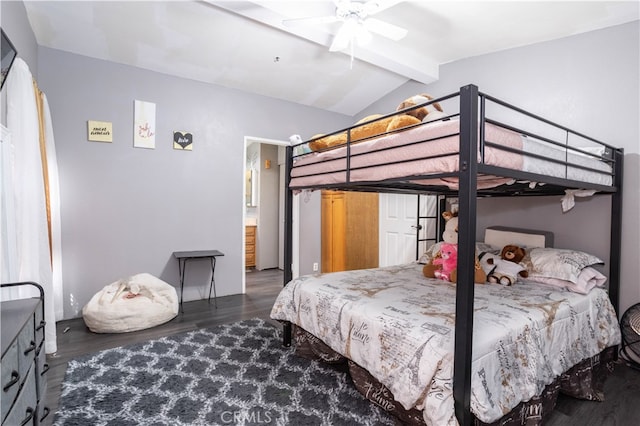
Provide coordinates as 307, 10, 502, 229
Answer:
53, 318, 396, 425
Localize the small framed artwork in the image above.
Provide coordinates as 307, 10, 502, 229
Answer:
87, 120, 113, 142
173, 131, 193, 150
134, 100, 156, 149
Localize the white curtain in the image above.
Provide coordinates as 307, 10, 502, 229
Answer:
42, 93, 64, 322
1, 58, 60, 354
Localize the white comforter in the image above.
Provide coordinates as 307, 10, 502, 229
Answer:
270, 263, 620, 425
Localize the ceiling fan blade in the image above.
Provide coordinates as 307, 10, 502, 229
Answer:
282, 15, 339, 26
329, 22, 354, 52
364, 17, 408, 40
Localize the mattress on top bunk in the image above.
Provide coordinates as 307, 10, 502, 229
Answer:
290, 119, 612, 189
270, 263, 621, 425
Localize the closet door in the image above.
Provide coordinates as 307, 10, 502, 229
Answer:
344, 191, 378, 271
321, 191, 346, 272
321, 190, 378, 273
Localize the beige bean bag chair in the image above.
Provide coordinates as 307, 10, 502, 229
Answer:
83, 273, 179, 333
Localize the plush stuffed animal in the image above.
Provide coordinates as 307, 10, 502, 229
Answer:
483, 245, 528, 286
422, 211, 457, 278
308, 93, 449, 152
396, 93, 447, 122
432, 242, 458, 281
308, 113, 421, 151
422, 211, 486, 284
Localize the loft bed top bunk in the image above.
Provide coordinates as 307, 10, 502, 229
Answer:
286, 84, 623, 199
280, 84, 624, 426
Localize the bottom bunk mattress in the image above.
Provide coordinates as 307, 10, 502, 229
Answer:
270, 263, 621, 425
294, 326, 618, 425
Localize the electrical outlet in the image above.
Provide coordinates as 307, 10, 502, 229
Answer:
313, 262, 319, 272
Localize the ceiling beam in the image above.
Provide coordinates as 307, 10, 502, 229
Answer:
206, 0, 439, 84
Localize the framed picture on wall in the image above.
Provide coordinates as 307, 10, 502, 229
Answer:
133, 100, 156, 149
173, 131, 193, 150
87, 120, 113, 142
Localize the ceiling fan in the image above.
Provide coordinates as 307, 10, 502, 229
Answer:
284, 0, 408, 53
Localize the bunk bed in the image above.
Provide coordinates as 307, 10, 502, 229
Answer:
272, 84, 624, 425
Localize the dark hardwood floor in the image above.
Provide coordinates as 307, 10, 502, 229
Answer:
546, 358, 640, 426
44, 268, 640, 425
44, 268, 285, 425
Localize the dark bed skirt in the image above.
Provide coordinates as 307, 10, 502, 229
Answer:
293, 325, 617, 426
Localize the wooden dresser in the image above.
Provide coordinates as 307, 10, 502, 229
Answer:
321, 190, 379, 273
1, 282, 49, 426
245, 225, 256, 268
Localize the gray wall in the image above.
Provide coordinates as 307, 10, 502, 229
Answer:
4, 0, 638, 320
1, 0, 39, 124
34, 47, 348, 319
365, 21, 639, 317
2, 0, 336, 319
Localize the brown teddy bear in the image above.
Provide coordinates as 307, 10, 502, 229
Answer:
308, 113, 420, 152
396, 93, 446, 122
484, 245, 528, 286
422, 211, 486, 284
308, 93, 448, 152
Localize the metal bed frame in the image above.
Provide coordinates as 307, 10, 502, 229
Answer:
280, 84, 623, 425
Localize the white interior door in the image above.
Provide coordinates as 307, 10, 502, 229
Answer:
379, 193, 438, 267
379, 193, 419, 266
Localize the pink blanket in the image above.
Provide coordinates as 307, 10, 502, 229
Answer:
526, 266, 607, 295
290, 119, 523, 189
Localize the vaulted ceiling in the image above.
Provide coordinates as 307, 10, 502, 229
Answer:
22, 1, 639, 115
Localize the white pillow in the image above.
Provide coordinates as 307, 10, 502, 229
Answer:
524, 248, 603, 284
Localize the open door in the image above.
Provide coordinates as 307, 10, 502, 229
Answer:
379, 193, 438, 266
242, 136, 297, 292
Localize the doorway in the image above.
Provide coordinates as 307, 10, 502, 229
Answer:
242, 136, 299, 294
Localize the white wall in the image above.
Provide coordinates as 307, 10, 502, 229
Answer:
365, 21, 639, 317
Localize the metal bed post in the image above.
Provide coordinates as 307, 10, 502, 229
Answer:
608, 148, 624, 316
453, 84, 479, 426
438, 196, 447, 240
282, 145, 294, 347
416, 194, 443, 259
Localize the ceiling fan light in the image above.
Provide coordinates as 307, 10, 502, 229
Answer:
356, 25, 373, 46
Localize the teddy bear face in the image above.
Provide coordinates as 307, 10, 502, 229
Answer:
440, 243, 457, 261
501, 245, 526, 263
396, 94, 443, 121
